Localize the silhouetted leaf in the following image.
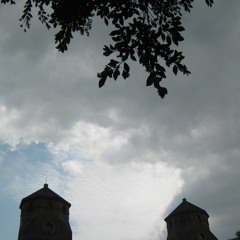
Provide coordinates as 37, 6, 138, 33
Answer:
113, 68, 120, 80
146, 74, 154, 86
158, 87, 168, 99
98, 74, 107, 88
173, 65, 178, 75
122, 70, 130, 79
104, 18, 108, 26
124, 62, 130, 73
166, 35, 172, 45
130, 52, 137, 61
205, 0, 214, 7
103, 45, 113, 56
109, 59, 119, 68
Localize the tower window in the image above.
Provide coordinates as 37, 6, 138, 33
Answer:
197, 233, 205, 240
47, 201, 53, 209
42, 222, 56, 235
196, 215, 201, 222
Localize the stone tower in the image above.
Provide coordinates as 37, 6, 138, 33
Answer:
18, 183, 72, 240
164, 198, 218, 240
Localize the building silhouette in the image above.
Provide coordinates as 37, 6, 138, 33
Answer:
164, 198, 218, 240
17, 183, 72, 240
17, 185, 219, 240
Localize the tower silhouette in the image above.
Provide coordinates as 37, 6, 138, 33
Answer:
17, 183, 72, 240
164, 198, 218, 240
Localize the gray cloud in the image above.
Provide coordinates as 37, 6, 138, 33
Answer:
0, 1, 240, 240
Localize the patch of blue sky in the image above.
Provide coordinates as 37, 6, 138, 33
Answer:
0, 141, 52, 164
0, 194, 19, 240
0, 142, 55, 195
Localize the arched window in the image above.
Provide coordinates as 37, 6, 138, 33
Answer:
196, 215, 201, 222
47, 201, 53, 209
197, 233, 205, 240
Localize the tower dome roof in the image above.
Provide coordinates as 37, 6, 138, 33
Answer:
164, 198, 209, 221
19, 183, 71, 208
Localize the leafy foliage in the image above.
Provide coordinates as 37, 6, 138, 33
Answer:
1, 0, 214, 98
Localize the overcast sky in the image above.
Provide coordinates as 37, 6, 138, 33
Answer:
0, 1, 240, 240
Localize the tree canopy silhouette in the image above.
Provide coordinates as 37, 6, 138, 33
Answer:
1, 0, 214, 98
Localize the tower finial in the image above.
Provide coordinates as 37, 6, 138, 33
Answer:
45, 173, 48, 184
182, 188, 186, 201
